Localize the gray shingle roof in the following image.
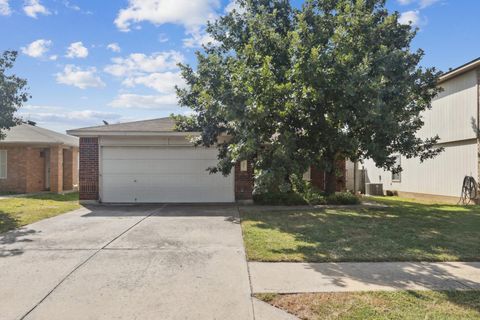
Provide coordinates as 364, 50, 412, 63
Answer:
68, 117, 178, 134
0, 124, 79, 147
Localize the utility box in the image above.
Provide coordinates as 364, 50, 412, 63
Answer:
365, 183, 384, 196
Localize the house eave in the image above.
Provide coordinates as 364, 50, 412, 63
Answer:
438, 58, 480, 84
66, 130, 201, 137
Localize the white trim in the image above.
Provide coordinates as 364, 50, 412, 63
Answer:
67, 130, 201, 137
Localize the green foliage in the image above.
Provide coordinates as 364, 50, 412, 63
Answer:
0, 51, 30, 139
176, 0, 442, 194
327, 192, 361, 205
253, 191, 308, 205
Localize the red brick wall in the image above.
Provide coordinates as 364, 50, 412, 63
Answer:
311, 160, 346, 192
79, 138, 99, 201
25, 148, 46, 193
234, 161, 254, 201
0, 146, 46, 194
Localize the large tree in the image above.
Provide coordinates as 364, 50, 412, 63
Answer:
176, 0, 442, 194
0, 51, 29, 139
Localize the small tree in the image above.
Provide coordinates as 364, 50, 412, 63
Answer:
0, 51, 29, 139
176, 0, 442, 194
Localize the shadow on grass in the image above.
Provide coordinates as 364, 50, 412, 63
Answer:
243, 199, 480, 313
242, 201, 480, 262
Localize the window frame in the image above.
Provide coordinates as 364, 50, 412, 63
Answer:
0, 150, 7, 179
240, 160, 248, 172
391, 155, 401, 182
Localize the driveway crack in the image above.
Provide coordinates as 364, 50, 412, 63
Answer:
19, 204, 167, 320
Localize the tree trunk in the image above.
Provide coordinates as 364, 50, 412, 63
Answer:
325, 169, 337, 195
324, 156, 337, 195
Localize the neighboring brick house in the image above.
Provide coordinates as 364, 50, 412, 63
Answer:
68, 117, 345, 203
0, 124, 79, 194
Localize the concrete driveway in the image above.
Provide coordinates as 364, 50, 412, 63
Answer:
0, 204, 254, 320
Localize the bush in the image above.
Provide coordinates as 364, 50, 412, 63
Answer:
253, 191, 360, 206
326, 192, 361, 205
253, 192, 308, 205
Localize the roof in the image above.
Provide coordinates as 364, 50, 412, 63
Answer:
0, 124, 79, 147
67, 117, 195, 137
438, 57, 480, 84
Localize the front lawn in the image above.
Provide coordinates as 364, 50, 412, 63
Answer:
240, 197, 480, 262
0, 192, 81, 233
257, 291, 480, 320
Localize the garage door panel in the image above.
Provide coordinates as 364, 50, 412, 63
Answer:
101, 147, 234, 203
102, 159, 216, 175
102, 147, 218, 160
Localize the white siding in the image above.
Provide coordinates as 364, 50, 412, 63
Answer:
362, 140, 477, 197
357, 68, 479, 198
419, 70, 478, 143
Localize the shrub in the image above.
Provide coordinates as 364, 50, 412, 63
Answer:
326, 192, 361, 205
253, 192, 308, 205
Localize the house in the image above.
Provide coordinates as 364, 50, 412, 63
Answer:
347, 57, 480, 203
0, 123, 79, 194
68, 118, 345, 203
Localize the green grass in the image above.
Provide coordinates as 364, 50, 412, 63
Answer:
0, 192, 81, 233
257, 291, 480, 320
241, 197, 480, 262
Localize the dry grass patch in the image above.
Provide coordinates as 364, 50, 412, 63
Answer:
257, 291, 480, 320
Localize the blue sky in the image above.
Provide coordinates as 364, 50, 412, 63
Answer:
0, 0, 478, 133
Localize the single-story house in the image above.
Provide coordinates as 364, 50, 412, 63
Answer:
68, 118, 345, 203
0, 123, 79, 194
346, 57, 480, 203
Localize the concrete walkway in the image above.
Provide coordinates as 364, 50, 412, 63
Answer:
0, 204, 254, 320
249, 261, 480, 293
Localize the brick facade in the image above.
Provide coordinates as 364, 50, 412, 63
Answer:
311, 160, 346, 192
0, 145, 78, 194
234, 160, 254, 201
79, 137, 99, 201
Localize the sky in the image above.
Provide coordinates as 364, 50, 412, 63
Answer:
0, 0, 479, 133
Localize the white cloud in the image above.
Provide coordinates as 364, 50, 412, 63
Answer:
123, 71, 184, 94
66, 41, 89, 58
114, 0, 220, 32
56, 65, 105, 89
23, 0, 50, 18
109, 93, 178, 109
107, 43, 121, 53
419, 0, 441, 8
225, 0, 244, 13
183, 28, 216, 48
49, 55, 58, 61
158, 33, 169, 43
104, 51, 184, 77
19, 105, 122, 132
21, 39, 52, 58
0, 0, 11, 15
399, 10, 421, 26
397, 0, 441, 8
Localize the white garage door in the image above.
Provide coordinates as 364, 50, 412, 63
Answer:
101, 146, 235, 203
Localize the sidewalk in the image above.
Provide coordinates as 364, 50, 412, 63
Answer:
249, 261, 480, 293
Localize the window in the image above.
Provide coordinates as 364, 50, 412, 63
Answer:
391, 155, 401, 182
303, 166, 311, 181
0, 150, 6, 179
240, 160, 248, 172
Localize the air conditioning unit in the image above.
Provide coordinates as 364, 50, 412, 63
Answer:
365, 183, 384, 196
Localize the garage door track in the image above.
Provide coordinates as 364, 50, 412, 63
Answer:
0, 204, 254, 320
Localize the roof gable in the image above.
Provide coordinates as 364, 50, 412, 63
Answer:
0, 124, 79, 146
